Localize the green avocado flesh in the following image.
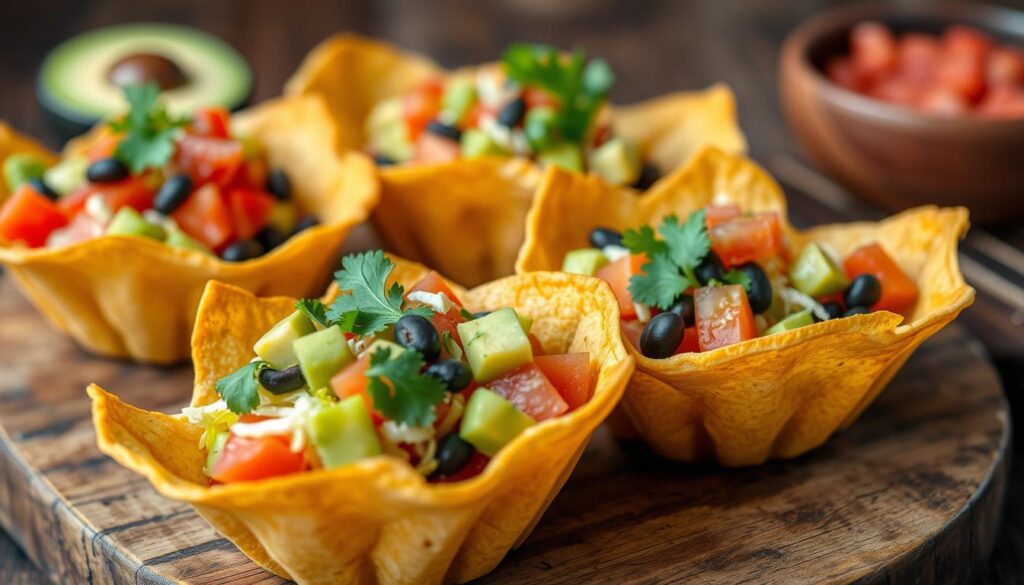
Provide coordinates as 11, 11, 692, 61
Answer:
524, 106, 560, 150
538, 142, 584, 173
165, 229, 210, 253
253, 310, 316, 369
441, 79, 476, 123
306, 396, 382, 469
106, 207, 166, 241
589, 137, 641, 186
367, 98, 414, 162
459, 388, 535, 457
790, 243, 849, 297
461, 129, 508, 159
42, 156, 87, 196
204, 431, 229, 475
293, 326, 355, 390
766, 310, 814, 335
3, 154, 48, 192
457, 308, 533, 382
562, 248, 609, 276
38, 24, 252, 135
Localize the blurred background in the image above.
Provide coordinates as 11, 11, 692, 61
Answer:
0, 0, 1022, 582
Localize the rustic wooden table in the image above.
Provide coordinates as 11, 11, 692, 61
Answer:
0, 0, 1021, 582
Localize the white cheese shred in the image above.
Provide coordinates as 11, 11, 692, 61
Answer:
406, 291, 456, 314
781, 287, 830, 322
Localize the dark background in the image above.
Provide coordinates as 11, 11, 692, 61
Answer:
0, 0, 1021, 582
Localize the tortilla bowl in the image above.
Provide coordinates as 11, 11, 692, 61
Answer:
285, 33, 746, 287
0, 94, 379, 364
89, 258, 634, 584
516, 146, 974, 466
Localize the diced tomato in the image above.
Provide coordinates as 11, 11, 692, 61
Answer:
826, 57, 866, 91
986, 48, 1024, 86
232, 159, 269, 191
978, 84, 1024, 118
175, 135, 244, 187
595, 253, 647, 319
432, 308, 467, 351
487, 363, 568, 421
414, 132, 461, 164
432, 451, 489, 483
330, 356, 385, 425
191, 107, 231, 139
523, 87, 560, 109
0, 185, 68, 247
676, 326, 701, 353
210, 434, 307, 483
59, 176, 154, 218
704, 204, 741, 230
709, 212, 784, 267
944, 26, 994, 62
408, 271, 464, 307
239, 414, 273, 424
534, 353, 591, 411
694, 285, 757, 352
918, 88, 969, 115
528, 333, 545, 357
897, 34, 940, 84
403, 79, 443, 141
227, 188, 275, 240
937, 50, 986, 102
172, 183, 235, 250
843, 243, 919, 313
851, 21, 897, 78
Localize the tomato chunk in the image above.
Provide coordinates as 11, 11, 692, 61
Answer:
192, 107, 231, 139
595, 253, 646, 319
534, 353, 591, 411
487, 363, 568, 421
227, 188, 275, 240
843, 243, 919, 313
172, 183, 235, 250
59, 176, 154, 218
211, 434, 307, 483
403, 80, 443, 141
694, 284, 757, 351
175, 135, 244, 187
676, 326, 701, 354
408, 271, 464, 307
851, 21, 897, 78
710, 212, 784, 267
431, 451, 490, 483
330, 355, 385, 425
704, 204, 741, 230
0, 185, 68, 247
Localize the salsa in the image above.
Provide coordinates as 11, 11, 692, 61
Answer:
561, 207, 919, 359
189, 251, 592, 483
0, 82, 316, 260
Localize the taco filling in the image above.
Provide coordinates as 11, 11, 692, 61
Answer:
562, 207, 919, 358
189, 251, 591, 484
365, 43, 653, 187
0, 82, 314, 261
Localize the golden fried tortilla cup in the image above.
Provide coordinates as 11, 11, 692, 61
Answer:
285, 33, 746, 286
516, 146, 974, 466
89, 257, 634, 584
0, 94, 379, 364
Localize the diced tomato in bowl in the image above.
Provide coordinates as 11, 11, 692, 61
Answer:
595, 253, 646, 319
0, 185, 68, 247
488, 363, 568, 421
227, 188, 276, 240
175, 135, 244, 187
694, 284, 757, 351
210, 434, 308, 483
843, 243, 918, 314
172, 184, 235, 250
534, 353, 591, 411
710, 212, 784, 267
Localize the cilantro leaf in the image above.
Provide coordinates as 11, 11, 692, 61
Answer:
658, 211, 710, 281
327, 251, 433, 335
622, 225, 668, 257
216, 362, 262, 414
295, 299, 329, 329
109, 82, 190, 174
365, 346, 447, 427
627, 253, 694, 309
722, 269, 752, 290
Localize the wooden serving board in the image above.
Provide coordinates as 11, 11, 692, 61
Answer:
0, 275, 1008, 584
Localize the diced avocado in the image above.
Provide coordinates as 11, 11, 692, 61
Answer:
204, 431, 229, 475
293, 325, 355, 390
366, 97, 414, 162
457, 307, 533, 382
460, 128, 509, 159
441, 78, 477, 124
790, 243, 849, 297
538, 142, 583, 173
306, 396, 382, 469
3, 153, 49, 192
562, 247, 609, 276
165, 229, 211, 253
106, 207, 167, 241
766, 310, 814, 335
589, 137, 641, 186
253, 310, 316, 369
524, 106, 560, 150
459, 388, 535, 457
42, 155, 87, 196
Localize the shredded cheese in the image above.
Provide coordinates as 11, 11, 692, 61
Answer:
602, 245, 630, 262
781, 287, 830, 322
230, 395, 317, 453
406, 291, 456, 314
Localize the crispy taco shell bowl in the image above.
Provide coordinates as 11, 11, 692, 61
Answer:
285, 34, 747, 287
89, 257, 634, 585
516, 146, 974, 466
0, 95, 379, 364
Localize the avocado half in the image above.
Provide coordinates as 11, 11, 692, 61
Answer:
38, 23, 253, 141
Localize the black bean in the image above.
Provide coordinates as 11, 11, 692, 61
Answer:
374, 154, 396, 166
736, 261, 772, 314
153, 174, 193, 214
497, 97, 526, 127
258, 365, 305, 394
256, 226, 287, 251
265, 169, 292, 200
86, 158, 129, 183
426, 120, 461, 141
292, 215, 319, 235
221, 239, 264, 262
395, 314, 440, 361
817, 301, 844, 322
27, 177, 58, 200
425, 359, 472, 391
632, 163, 661, 191
843, 306, 871, 317
588, 227, 623, 249
639, 312, 684, 359
695, 252, 725, 285
432, 433, 475, 477
667, 293, 695, 327
844, 274, 881, 310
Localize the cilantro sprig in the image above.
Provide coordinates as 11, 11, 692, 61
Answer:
366, 346, 447, 427
501, 43, 614, 142
326, 250, 433, 335
108, 82, 190, 173
216, 361, 263, 414
295, 299, 329, 329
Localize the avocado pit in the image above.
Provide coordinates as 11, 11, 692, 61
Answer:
107, 53, 188, 91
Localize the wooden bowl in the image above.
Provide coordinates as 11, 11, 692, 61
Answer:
779, 2, 1024, 223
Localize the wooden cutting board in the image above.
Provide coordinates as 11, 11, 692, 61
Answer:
0, 275, 1008, 584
